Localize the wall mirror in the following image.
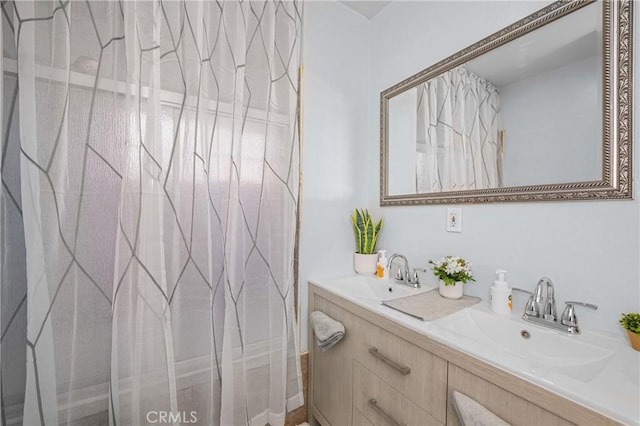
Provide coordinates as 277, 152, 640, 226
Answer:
380, 0, 633, 205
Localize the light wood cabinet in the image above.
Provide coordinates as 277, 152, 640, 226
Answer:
308, 284, 620, 426
309, 295, 354, 426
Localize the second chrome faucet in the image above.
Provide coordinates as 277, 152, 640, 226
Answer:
513, 277, 597, 335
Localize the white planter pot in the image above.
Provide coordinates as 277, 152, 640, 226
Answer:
354, 253, 378, 275
439, 280, 464, 299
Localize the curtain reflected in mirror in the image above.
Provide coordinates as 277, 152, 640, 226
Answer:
416, 66, 502, 193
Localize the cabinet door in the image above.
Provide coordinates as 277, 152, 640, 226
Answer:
447, 364, 574, 426
310, 295, 354, 426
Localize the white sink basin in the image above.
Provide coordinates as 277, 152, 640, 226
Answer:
433, 307, 615, 382
325, 275, 428, 302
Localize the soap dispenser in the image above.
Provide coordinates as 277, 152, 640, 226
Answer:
377, 250, 388, 279
490, 269, 512, 314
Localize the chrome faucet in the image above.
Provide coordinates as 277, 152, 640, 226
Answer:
513, 277, 597, 335
387, 253, 423, 288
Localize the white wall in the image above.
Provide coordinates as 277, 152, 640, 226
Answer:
300, 0, 640, 351
298, 1, 370, 351
501, 55, 601, 186
367, 1, 639, 338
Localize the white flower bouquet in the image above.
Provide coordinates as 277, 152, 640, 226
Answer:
428, 256, 475, 286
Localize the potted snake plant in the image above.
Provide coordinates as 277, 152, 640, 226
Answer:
619, 313, 640, 351
351, 209, 383, 275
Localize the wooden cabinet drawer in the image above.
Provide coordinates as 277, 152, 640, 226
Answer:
447, 364, 574, 426
353, 408, 374, 426
310, 296, 354, 426
354, 361, 442, 426
354, 317, 447, 423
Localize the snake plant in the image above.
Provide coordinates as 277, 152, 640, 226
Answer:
351, 209, 383, 254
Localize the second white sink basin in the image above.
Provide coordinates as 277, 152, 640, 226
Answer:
432, 307, 615, 382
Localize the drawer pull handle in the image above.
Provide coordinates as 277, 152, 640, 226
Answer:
368, 398, 406, 426
368, 347, 411, 375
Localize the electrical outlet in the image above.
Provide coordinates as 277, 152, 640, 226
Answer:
446, 208, 462, 233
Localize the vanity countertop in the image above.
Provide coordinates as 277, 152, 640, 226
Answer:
309, 276, 640, 426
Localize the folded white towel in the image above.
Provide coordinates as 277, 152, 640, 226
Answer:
310, 311, 345, 352
452, 391, 510, 426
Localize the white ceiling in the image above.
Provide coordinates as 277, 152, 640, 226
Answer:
339, 1, 391, 19
466, 2, 600, 88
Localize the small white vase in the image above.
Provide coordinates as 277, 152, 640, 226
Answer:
354, 253, 378, 275
439, 280, 464, 299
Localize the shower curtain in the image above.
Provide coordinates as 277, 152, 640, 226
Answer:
416, 66, 502, 192
0, 1, 303, 425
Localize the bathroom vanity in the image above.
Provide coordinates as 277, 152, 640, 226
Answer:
307, 277, 640, 426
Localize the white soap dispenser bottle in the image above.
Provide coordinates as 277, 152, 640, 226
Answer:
377, 250, 388, 279
490, 269, 512, 314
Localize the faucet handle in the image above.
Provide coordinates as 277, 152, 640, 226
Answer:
410, 268, 427, 285
561, 301, 598, 328
394, 266, 405, 281
564, 301, 598, 310
512, 287, 540, 317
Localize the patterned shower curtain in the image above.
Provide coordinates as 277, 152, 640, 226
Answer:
0, 1, 303, 425
416, 66, 502, 192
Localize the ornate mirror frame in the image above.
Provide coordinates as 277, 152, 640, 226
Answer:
380, 0, 633, 205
